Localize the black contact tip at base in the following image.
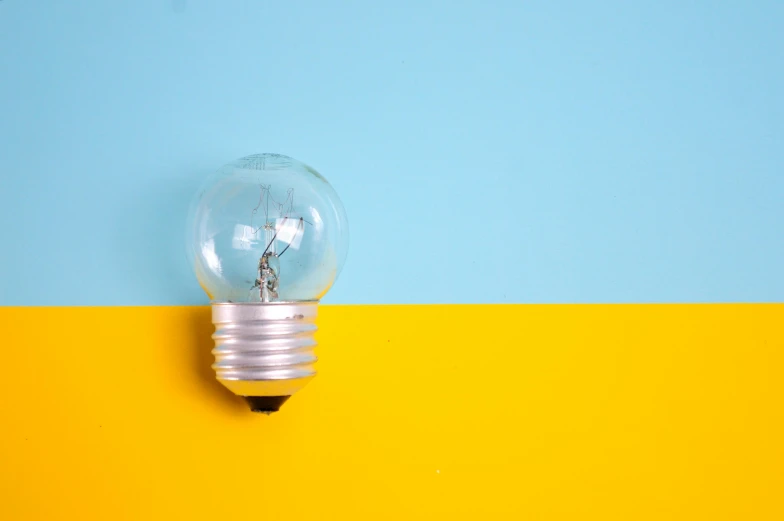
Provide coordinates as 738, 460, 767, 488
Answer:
243, 396, 291, 414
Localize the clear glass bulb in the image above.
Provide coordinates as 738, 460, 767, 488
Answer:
187, 153, 349, 303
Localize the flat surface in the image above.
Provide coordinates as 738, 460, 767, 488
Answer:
1, 1, 783, 305
2, 304, 782, 519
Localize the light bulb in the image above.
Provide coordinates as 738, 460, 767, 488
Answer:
187, 153, 349, 413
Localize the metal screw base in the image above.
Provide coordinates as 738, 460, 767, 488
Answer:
211, 301, 318, 412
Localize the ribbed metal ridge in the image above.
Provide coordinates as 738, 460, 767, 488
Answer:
210, 301, 318, 399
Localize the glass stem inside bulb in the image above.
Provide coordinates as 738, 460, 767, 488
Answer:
251, 221, 281, 302
257, 252, 280, 302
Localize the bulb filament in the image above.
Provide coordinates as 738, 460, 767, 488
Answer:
247, 184, 311, 302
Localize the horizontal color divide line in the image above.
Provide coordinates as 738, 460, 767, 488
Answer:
2, 302, 783, 308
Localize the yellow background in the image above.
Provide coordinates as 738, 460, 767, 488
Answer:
2, 305, 782, 519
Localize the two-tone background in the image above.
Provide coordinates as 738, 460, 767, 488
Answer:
1, 1, 782, 519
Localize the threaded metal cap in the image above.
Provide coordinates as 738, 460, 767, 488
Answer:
211, 301, 318, 412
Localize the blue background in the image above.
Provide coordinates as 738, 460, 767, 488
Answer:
1, 0, 782, 305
